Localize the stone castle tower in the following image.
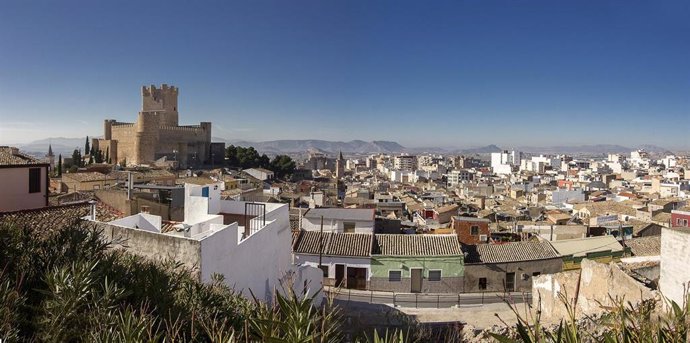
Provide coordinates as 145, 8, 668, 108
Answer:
94, 84, 212, 168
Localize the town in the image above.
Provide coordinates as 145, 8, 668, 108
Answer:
1, 83, 689, 341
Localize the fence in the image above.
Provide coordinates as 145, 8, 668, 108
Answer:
325, 288, 532, 309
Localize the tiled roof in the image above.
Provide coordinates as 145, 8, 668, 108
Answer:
624, 236, 661, 256
62, 172, 114, 182
452, 216, 491, 223
0, 146, 46, 166
303, 208, 374, 221
292, 231, 373, 257
463, 241, 559, 264
0, 201, 124, 230
373, 234, 462, 256
549, 235, 623, 257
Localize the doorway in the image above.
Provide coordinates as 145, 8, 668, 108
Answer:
505, 272, 515, 292
346, 267, 368, 290
335, 264, 345, 288
411, 268, 423, 293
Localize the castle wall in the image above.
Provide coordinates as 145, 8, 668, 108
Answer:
101, 85, 211, 168
110, 123, 136, 165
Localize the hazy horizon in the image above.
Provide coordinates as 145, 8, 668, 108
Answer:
1, 1, 689, 148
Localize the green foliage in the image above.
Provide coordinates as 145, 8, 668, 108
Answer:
72, 148, 83, 168
270, 155, 296, 178
248, 288, 341, 342
94, 147, 104, 163
0, 221, 338, 342
85, 136, 90, 156
491, 291, 690, 343
224, 145, 296, 178
57, 154, 62, 176
225, 145, 270, 170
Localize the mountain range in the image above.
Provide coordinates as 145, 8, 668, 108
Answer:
11, 136, 673, 157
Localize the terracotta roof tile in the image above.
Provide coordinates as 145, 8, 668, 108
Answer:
624, 236, 660, 256
373, 234, 461, 256
463, 241, 559, 264
0, 146, 46, 166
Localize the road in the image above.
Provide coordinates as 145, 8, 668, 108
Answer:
326, 288, 532, 309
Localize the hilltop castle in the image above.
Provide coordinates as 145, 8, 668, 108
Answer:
93, 84, 212, 168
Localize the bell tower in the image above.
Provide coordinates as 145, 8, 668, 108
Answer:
141, 84, 179, 126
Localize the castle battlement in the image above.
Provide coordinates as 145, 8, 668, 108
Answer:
111, 122, 134, 127
160, 125, 207, 132
141, 84, 178, 97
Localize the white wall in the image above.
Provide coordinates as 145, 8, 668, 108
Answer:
0, 166, 46, 212
293, 253, 372, 280
199, 202, 292, 302
109, 213, 162, 232
660, 228, 690, 305
185, 183, 224, 224
302, 217, 374, 233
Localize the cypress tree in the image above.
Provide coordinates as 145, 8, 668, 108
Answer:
57, 154, 62, 176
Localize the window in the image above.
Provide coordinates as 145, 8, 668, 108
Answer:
471, 225, 479, 235
29, 168, 41, 193
428, 270, 442, 282
319, 265, 329, 277
532, 272, 541, 277
389, 270, 402, 282
343, 222, 355, 233
478, 278, 487, 290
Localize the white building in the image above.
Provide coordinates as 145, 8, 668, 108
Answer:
660, 227, 690, 305
97, 182, 319, 301
394, 155, 417, 171
491, 150, 521, 175
301, 208, 375, 233
243, 168, 275, 181
446, 169, 474, 187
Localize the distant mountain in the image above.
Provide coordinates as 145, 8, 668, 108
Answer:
458, 144, 503, 154
215, 139, 407, 154
15, 137, 100, 156
516, 144, 672, 155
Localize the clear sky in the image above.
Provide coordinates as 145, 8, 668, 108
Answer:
0, 0, 688, 148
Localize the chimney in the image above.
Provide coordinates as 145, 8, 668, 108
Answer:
88, 200, 97, 221
127, 172, 133, 200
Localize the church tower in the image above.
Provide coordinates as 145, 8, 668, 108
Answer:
46, 144, 55, 171
335, 150, 345, 179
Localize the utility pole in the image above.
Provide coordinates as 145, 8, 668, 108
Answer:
319, 215, 324, 270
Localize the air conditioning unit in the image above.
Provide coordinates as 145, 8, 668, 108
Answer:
479, 234, 488, 242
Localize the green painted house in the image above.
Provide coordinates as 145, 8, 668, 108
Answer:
370, 234, 464, 293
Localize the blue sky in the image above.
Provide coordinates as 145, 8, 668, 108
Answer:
0, 0, 688, 148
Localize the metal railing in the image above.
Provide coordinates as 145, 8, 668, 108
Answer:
325, 288, 532, 309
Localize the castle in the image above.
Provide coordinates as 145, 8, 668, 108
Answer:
93, 84, 212, 168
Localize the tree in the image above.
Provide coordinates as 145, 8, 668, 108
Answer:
57, 154, 62, 176
84, 136, 90, 155
94, 149, 103, 164
72, 149, 83, 168
225, 145, 238, 167
105, 147, 110, 164
269, 155, 296, 178
259, 154, 270, 169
